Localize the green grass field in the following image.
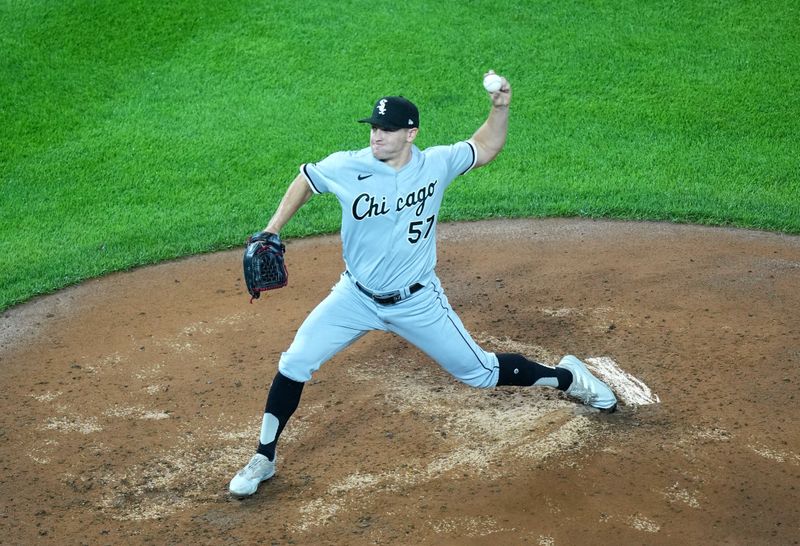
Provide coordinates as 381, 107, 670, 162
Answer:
2, 0, 798, 311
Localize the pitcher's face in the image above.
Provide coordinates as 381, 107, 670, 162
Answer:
369, 126, 418, 165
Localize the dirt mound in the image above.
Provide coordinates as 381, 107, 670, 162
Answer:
2, 219, 798, 545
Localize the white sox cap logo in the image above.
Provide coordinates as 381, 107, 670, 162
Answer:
377, 99, 387, 115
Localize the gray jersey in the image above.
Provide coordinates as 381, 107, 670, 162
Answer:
301, 141, 477, 292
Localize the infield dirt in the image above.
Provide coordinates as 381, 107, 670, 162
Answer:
1, 219, 799, 545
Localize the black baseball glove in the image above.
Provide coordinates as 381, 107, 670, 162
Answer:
243, 231, 287, 302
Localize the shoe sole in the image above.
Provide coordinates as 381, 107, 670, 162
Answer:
599, 403, 618, 414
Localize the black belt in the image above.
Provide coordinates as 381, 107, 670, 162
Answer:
350, 275, 424, 305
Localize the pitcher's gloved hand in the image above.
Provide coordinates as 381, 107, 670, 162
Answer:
243, 232, 287, 302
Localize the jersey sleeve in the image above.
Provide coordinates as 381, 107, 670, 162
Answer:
300, 151, 350, 194
431, 140, 478, 179
454, 140, 478, 176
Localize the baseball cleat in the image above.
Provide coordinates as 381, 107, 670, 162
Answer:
557, 355, 618, 412
229, 453, 276, 498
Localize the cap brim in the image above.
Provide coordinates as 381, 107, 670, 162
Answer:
357, 117, 404, 130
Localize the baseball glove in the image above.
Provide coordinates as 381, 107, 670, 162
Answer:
243, 231, 287, 302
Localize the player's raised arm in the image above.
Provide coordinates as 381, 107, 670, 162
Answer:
263, 173, 314, 235
469, 70, 512, 168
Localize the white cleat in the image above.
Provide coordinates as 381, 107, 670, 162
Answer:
229, 453, 276, 498
557, 355, 618, 412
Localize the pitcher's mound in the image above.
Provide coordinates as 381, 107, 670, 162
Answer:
2, 219, 799, 544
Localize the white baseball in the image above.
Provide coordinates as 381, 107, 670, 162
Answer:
483, 73, 502, 93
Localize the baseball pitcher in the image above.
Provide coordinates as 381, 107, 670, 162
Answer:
231, 71, 617, 498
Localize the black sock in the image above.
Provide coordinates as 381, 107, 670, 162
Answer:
256, 371, 304, 461
496, 353, 572, 390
